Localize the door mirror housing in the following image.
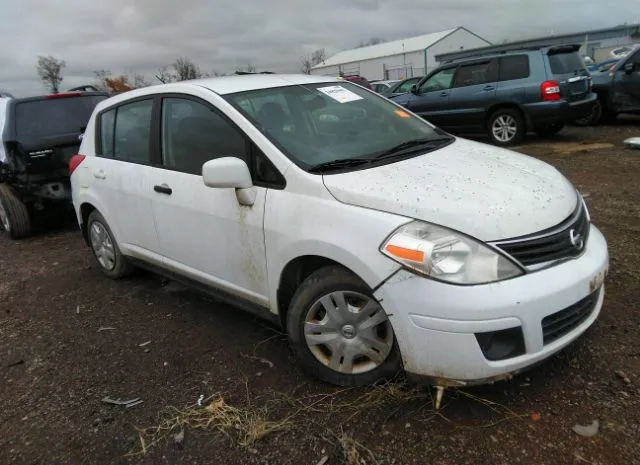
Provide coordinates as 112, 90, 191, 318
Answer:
202, 157, 256, 206
410, 84, 419, 94
202, 157, 253, 189
623, 62, 635, 74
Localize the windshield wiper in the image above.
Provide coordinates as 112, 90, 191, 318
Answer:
308, 157, 375, 173
375, 137, 453, 159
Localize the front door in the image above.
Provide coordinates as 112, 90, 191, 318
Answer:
615, 49, 640, 112
150, 95, 269, 307
405, 67, 456, 129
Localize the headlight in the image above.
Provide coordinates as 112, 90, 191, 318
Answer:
380, 221, 523, 284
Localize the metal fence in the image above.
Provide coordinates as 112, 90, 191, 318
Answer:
383, 65, 425, 80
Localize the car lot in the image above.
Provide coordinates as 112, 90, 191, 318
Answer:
1, 120, 639, 465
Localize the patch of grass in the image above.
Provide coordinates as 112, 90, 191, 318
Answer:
130, 393, 292, 456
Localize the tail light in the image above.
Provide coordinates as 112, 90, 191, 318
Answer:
588, 77, 593, 92
540, 80, 561, 101
69, 154, 86, 175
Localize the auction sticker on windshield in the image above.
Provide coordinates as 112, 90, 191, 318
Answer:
317, 86, 363, 103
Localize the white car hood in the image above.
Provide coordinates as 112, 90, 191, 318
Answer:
322, 138, 578, 241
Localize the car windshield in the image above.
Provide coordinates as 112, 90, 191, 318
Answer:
225, 82, 447, 171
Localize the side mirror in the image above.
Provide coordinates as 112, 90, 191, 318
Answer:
202, 157, 255, 205
624, 62, 635, 74
410, 84, 419, 94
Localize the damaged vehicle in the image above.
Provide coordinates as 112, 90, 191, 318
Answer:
71, 75, 609, 387
577, 45, 640, 125
0, 91, 108, 238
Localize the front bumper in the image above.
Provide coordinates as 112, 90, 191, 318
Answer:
523, 92, 597, 127
374, 225, 609, 385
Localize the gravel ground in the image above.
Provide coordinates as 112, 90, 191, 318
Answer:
1, 121, 639, 465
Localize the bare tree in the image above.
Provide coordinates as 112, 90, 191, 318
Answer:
132, 74, 150, 88
154, 65, 174, 84
173, 58, 201, 81
301, 48, 327, 74
357, 38, 386, 48
37, 56, 66, 93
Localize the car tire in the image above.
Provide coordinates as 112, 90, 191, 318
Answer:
488, 108, 525, 146
575, 99, 603, 126
535, 123, 565, 137
0, 184, 32, 239
286, 266, 402, 386
87, 210, 133, 279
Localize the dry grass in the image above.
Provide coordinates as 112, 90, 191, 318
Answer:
130, 393, 292, 456
130, 381, 532, 458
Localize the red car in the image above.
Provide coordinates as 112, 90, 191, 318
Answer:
341, 75, 372, 89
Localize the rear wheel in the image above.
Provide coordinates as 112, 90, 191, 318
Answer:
535, 123, 565, 137
287, 266, 401, 386
87, 210, 133, 279
488, 108, 524, 146
0, 184, 32, 239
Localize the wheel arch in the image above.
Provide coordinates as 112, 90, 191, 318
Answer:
276, 255, 368, 330
486, 102, 527, 130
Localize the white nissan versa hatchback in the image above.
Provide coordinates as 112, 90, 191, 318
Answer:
70, 74, 609, 387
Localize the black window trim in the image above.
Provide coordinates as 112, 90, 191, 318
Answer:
154, 92, 286, 189
94, 95, 155, 166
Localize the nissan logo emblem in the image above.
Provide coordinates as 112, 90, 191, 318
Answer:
569, 229, 584, 251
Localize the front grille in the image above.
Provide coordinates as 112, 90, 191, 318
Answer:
542, 290, 599, 345
495, 202, 590, 267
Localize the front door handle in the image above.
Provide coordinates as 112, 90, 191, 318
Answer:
93, 170, 106, 180
154, 184, 172, 195
440, 91, 449, 97
483, 85, 495, 91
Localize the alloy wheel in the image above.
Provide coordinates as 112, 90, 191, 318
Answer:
90, 221, 116, 271
492, 114, 518, 143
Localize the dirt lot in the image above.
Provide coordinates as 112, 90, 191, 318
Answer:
1, 121, 639, 465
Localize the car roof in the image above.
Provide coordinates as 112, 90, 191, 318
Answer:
92, 74, 344, 112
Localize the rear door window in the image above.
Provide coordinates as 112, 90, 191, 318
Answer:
548, 52, 585, 74
452, 61, 497, 87
14, 95, 107, 138
113, 99, 153, 164
499, 55, 530, 81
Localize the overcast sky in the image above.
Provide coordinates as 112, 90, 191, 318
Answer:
0, 0, 637, 96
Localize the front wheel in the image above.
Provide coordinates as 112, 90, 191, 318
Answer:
287, 266, 401, 386
575, 99, 602, 126
488, 108, 524, 146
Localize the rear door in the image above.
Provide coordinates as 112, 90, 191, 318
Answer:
445, 59, 499, 132
613, 48, 640, 111
405, 67, 457, 129
546, 46, 590, 102
88, 98, 161, 258
9, 94, 107, 176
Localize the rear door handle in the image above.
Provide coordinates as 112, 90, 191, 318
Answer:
154, 184, 172, 195
93, 170, 106, 180
483, 85, 495, 91
440, 91, 449, 97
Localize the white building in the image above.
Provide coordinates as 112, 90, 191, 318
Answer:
311, 27, 491, 81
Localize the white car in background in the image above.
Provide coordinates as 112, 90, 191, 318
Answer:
370, 79, 400, 93
70, 74, 609, 387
